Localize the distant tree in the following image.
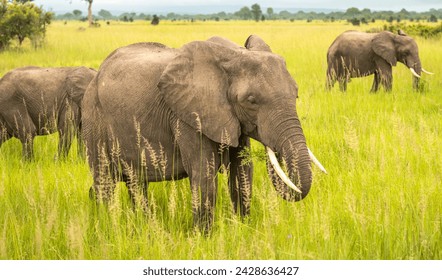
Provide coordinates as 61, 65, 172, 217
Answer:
98, 9, 112, 20
361, 8, 371, 15
349, 18, 360, 26
73, 9, 82, 18
0, 0, 53, 49
267, 7, 274, 19
278, 10, 293, 20
398, 8, 410, 20
0, 0, 9, 49
151, 14, 159, 25
345, 7, 361, 18
166, 12, 177, 19
251, 3, 262, 22
62, 12, 74, 19
82, 0, 93, 27
234, 6, 252, 20
428, 14, 438, 22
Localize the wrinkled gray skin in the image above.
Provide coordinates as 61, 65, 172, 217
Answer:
0, 66, 96, 159
326, 30, 423, 92
83, 35, 312, 232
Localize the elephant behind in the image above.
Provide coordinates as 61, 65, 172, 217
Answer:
83, 35, 324, 232
0, 66, 96, 159
326, 30, 432, 92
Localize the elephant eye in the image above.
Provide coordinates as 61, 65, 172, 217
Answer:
247, 95, 257, 105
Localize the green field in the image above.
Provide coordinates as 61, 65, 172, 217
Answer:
0, 20, 441, 259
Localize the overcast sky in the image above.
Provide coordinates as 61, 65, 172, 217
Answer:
33, 0, 442, 13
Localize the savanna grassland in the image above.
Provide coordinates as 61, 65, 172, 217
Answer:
0, 20, 441, 260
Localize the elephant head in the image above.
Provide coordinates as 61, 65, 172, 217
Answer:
372, 31, 433, 90
158, 35, 322, 202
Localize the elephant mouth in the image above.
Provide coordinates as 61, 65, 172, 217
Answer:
266, 146, 326, 195
409, 66, 433, 79
410, 68, 421, 78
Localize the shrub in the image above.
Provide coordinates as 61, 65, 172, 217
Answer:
0, 0, 53, 50
382, 22, 442, 38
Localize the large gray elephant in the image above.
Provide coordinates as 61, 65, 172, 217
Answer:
326, 30, 433, 92
0, 66, 96, 159
82, 35, 325, 231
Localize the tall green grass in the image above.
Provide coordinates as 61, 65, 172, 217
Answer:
0, 20, 441, 259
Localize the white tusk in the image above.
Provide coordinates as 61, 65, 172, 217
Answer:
422, 68, 434, 75
266, 146, 302, 194
308, 148, 327, 174
410, 68, 421, 78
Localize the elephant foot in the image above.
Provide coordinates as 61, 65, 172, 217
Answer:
127, 186, 149, 213
193, 208, 215, 235
88, 186, 95, 200
89, 184, 115, 203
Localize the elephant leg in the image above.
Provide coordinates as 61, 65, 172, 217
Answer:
191, 147, 220, 233
122, 167, 149, 213
57, 126, 73, 159
89, 144, 117, 203
57, 104, 76, 159
21, 128, 36, 161
371, 72, 381, 92
228, 135, 253, 217
190, 153, 219, 233
381, 72, 393, 91
326, 68, 336, 90
72, 104, 85, 159
132, 180, 149, 210
338, 76, 348, 92
375, 59, 393, 91
4, 110, 36, 160
76, 122, 85, 159
177, 124, 221, 233
0, 119, 11, 149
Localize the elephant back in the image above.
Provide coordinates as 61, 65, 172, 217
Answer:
99, 42, 174, 72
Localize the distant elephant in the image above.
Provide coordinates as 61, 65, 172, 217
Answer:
82, 35, 325, 231
0, 66, 96, 159
326, 30, 433, 92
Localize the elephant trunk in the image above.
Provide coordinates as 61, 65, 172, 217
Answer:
408, 61, 422, 90
264, 112, 312, 201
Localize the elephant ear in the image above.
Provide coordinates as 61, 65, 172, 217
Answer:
372, 32, 397, 66
66, 67, 96, 105
158, 41, 241, 147
244, 35, 272, 52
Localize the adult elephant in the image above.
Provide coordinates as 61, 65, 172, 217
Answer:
0, 66, 96, 159
326, 30, 433, 92
83, 35, 325, 231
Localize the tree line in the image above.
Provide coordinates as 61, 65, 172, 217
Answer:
2, 1, 441, 51
56, 4, 442, 23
